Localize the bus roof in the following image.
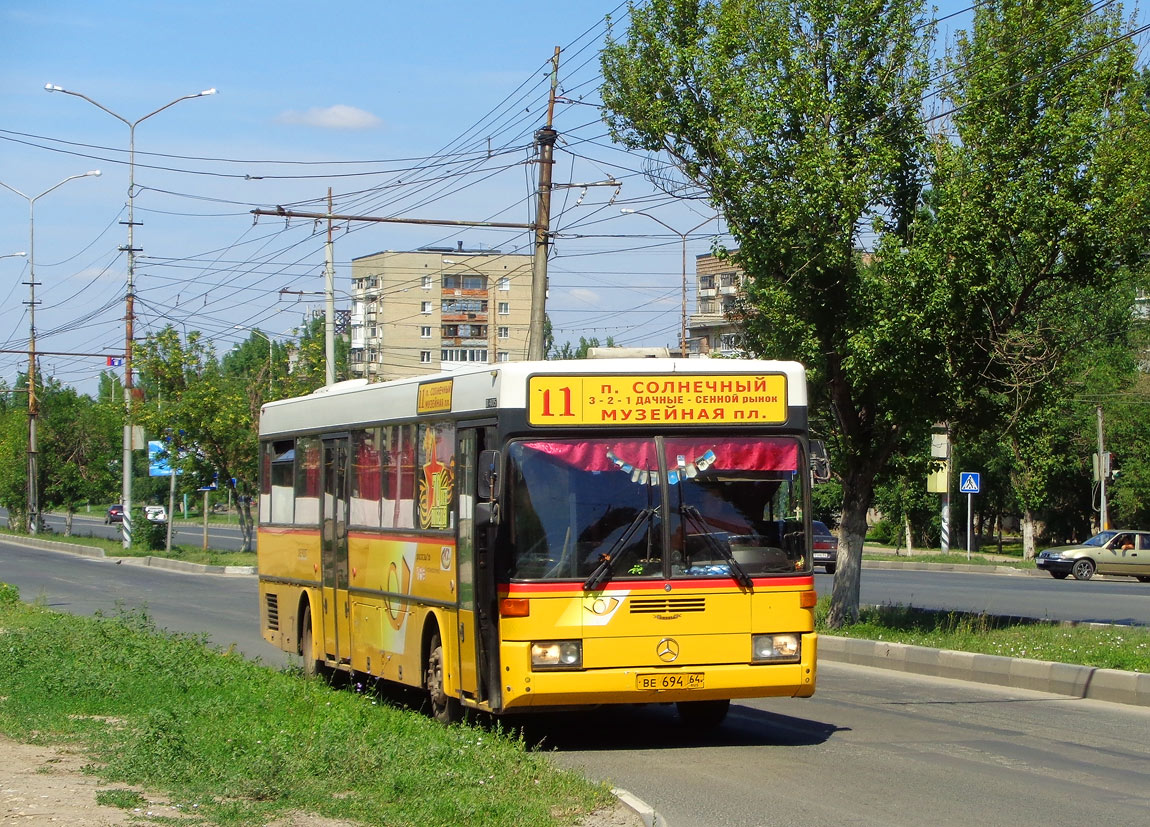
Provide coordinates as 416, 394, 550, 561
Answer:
258, 358, 807, 438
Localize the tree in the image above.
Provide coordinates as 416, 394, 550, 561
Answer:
548, 335, 617, 360
602, 0, 943, 625
928, 0, 1150, 556
38, 381, 120, 535
134, 327, 260, 551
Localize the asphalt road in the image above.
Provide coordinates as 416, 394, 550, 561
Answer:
2, 540, 1148, 826
22, 510, 250, 552
815, 567, 1150, 626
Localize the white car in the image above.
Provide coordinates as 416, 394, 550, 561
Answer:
144, 505, 167, 523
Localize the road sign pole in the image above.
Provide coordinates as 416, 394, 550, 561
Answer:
967, 492, 973, 561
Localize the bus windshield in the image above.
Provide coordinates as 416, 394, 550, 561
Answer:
505, 436, 808, 582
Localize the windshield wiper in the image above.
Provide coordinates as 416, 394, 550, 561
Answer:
583, 507, 656, 591
680, 504, 754, 591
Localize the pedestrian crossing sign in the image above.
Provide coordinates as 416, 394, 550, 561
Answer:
959, 472, 980, 494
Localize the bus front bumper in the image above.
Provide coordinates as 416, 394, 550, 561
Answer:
497, 634, 817, 710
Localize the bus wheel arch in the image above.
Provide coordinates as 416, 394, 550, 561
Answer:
422, 615, 462, 724
298, 593, 322, 678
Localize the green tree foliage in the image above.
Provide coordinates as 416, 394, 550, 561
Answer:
548, 335, 617, 360
134, 327, 259, 551
38, 380, 120, 534
928, 0, 1149, 554
602, 0, 942, 625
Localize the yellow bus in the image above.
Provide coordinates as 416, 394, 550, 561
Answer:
257, 359, 817, 726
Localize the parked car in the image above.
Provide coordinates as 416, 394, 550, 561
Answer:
144, 505, 168, 524
812, 520, 839, 574
1035, 530, 1150, 582
104, 504, 125, 524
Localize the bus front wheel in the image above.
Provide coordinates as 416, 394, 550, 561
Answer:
676, 699, 730, 729
426, 633, 462, 724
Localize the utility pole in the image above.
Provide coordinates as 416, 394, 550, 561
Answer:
325, 188, 336, 387
1097, 406, 1109, 531
527, 46, 560, 362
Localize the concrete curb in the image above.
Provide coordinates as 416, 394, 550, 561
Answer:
111, 556, 257, 575
819, 635, 1150, 707
4, 536, 106, 558
611, 787, 665, 827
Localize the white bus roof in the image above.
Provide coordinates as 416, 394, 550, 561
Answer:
259, 358, 806, 438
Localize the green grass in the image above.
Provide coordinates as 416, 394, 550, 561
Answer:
862, 551, 1033, 569
817, 599, 1150, 672
0, 585, 612, 826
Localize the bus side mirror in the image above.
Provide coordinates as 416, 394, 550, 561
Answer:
810, 440, 831, 483
478, 449, 499, 500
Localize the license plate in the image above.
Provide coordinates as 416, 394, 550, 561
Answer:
637, 672, 704, 691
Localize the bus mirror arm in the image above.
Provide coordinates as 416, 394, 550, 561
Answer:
478, 450, 500, 500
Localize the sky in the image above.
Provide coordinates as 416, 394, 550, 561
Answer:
1, 1, 1145, 398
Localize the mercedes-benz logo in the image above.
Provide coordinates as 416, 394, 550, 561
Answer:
656, 637, 679, 663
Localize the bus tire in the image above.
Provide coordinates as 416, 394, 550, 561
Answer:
426, 632, 462, 724
676, 699, 730, 729
300, 603, 321, 679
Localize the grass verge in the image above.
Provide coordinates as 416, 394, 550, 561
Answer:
817, 598, 1150, 672
0, 583, 611, 827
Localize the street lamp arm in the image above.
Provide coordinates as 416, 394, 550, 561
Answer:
45, 84, 216, 128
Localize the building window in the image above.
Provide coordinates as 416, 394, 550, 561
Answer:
441, 347, 487, 362
699, 275, 715, 290
699, 299, 716, 314
420, 326, 432, 338
441, 298, 486, 315
497, 352, 509, 362
498, 276, 510, 291
422, 275, 432, 289
498, 326, 509, 339
498, 302, 509, 315
368, 326, 377, 337
421, 301, 433, 314
420, 351, 432, 363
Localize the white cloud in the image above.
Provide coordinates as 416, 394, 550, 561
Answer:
567, 288, 604, 306
276, 104, 382, 130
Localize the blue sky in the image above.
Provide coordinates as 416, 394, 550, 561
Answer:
1, 1, 1145, 395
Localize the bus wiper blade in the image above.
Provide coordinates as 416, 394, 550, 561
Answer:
680, 504, 754, 592
583, 507, 655, 591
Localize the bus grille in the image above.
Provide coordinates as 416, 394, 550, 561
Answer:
629, 596, 706, 614
265, 594, 280, 631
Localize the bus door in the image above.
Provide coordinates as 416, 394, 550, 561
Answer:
320, 435, 351, 666
456, 425, 499, 706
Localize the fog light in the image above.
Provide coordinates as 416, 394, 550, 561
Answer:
752, 634, 801, 663
531, 640, 583, 670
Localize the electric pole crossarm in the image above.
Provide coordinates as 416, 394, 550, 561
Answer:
251, 208, 535, 231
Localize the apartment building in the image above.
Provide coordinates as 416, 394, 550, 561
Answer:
688, 252, 746, 357
349, 245, 533, 381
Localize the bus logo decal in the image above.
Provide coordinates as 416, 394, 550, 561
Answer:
656, 638, 680, 663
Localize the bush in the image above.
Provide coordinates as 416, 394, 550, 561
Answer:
0, 582, 19, 605
130, 508, 166, 552
867, 519, 895, 545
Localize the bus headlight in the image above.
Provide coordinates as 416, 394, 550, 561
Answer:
531, 640, 583, 670
752, 634, 801, 663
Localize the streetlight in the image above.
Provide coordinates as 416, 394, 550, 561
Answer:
47, 83, 217, 548
620, 209, 719, 357
0, 170, 101, 533
235, 326, 274, 393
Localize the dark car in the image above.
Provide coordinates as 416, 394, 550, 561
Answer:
104, 504, 125, 524
812, 520, 839, 574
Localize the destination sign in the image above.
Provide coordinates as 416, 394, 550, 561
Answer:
416, 379, 453, 414
527, 373, 787, 426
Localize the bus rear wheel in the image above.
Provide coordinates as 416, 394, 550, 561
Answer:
426, 633, 462, 724
676, 699, 730, 729
300, 604, 321, 679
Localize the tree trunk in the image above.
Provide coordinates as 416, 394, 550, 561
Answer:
238, 495, 254, 553
1021, 510, 1037, 560
64, 509, 74, 537
827, 469, 876, 628
903, 513, 914, 555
